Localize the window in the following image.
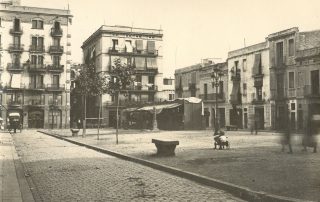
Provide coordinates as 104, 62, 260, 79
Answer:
13, 36, 20, 45
135, 75, 141, 83
297, 72, 303, 87
54, 21, 61, 29
243, 83, 247, 96
12, 54, 20, 65
53, 38, 60, 46
14, 18, 20, 31
148, 76, 154, 84
276, 42, 284, 66
256, 87, 262, 100
53, 56, 60, 66
32, 37, 37, 46
169, 94, 174, 100
38, 56, 44, 65
163, 79, 173, 85
234, 61, 239, 68
288, 39, 294, 56
204, 83, 208, 100
242, 59, 247, 72
112, 39, 118, 50
291, 103, 295, 110
289, 72, 294, 89
53, 75, 60, 86
31, 55, 37, 64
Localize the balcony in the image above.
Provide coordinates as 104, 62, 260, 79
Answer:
270, 89, 286, 100
9, 28, 23, 35
8, 44, 24, 52
251, 93, 266, 104
29, 45, 45, 53
7, 100, 22, 107
296, 47, 320, 60
47, 65, 64, 73
287, 88, 296, 98
123, 84, 158, 92
7, 63, 24, 72
304, 85, 320, 98
48, 46, 64, 54
199, 93, 225, 102
25, 99, 45, 106
46, 84, 65, 91
28, 64, 47, 72
108, 48, 158, 57
135, 68, 158, 75
28, 83, 45, 91
4, 83, 25, 90
51, 28, 63, 37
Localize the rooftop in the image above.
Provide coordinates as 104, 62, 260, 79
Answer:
82, 25, 163, 48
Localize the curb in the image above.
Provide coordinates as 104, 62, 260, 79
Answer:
38, 130, 310, 202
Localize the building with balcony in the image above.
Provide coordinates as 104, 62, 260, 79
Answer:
0, 0, 72, 129
227, 41, 271, 130
81, 25, 163, 128
198, 62, 228, 129
268, 28, 320, 131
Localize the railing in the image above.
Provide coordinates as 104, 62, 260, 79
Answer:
5, 83, 25, 89
28, 83, 45, 90
304, 85, 320, 97
29, 45, 45, 52
28, 64, 46, 72
108, 47, 158, 56
7, 63, 23, 71
270, 89, 285, 100
8, 44, 24, 52
296, 47, 320, 59
26, 99, 45, 106
287, 88, 296, 98
47, 65, 64, 72
49, 100, 62, 106
125, 85, 158, 91
49, 46, 64, 54
199, 93, 225, 101
251, 92, 266, 104
51, 28, 63, 37
7, 100, 22, 106
9, 28, 23, 35
46, 84, 65, 91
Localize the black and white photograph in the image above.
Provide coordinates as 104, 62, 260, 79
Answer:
0, 0, 319, 201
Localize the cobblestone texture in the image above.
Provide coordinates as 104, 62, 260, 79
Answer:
13, 130, 244, 202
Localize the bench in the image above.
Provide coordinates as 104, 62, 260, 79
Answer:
225, 125, 238, 131
152, 139, 179, 156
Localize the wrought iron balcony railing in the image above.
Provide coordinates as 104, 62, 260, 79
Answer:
29, 45, 45, 52
9, 28, 23, 35
51, 28, 63, 37
108, 47, 158, 56
199, 93, 225, 101
47, 65, 64, 72
28, 64, 47, 72
7, 63, 24, 71
48, 46, 64, 54
28, 83, 45, 90
8, 44, 24, 52
46, 84, 65, 91
7, 100, 22, 106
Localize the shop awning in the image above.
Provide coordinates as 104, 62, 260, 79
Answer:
137, 103, 181, 114
8, 112, 20, 117
230, 82, 241, 105
135, 40, 143, 51
252, 53, 261, 75
134, 57, 146, 70
175, 97, 202, 103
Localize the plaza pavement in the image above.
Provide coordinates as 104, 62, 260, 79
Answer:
12, 130, 244, 201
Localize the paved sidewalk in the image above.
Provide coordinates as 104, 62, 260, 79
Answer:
0, 132, 34, 202
13, 130, 244, 201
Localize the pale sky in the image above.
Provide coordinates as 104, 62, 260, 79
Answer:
23, 0, 320, 77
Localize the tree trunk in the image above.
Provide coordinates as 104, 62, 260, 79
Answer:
116, 91, 119, 144
82, 95, 86, 137
97, 94, 101, 140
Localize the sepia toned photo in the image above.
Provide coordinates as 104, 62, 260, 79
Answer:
0, 0, 319, 201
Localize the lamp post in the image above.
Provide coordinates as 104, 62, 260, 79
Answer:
211, 67, 224, 135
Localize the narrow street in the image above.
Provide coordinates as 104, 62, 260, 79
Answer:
12, 130, 244, 202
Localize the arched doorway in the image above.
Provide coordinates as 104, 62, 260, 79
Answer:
28, 110, 44, 128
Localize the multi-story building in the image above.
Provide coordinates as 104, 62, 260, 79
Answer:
81, 25, 163, 127
157, 77, 175, 102
268, 27, 320, 131
198, 62, 228, 129
227, 41, 271, 130
0, 0, 72, 129
175, 63, 202, 98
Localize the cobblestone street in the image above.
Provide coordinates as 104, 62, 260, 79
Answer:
12, 130, 243, 202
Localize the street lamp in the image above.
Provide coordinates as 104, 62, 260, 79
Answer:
211, 67, 224, 135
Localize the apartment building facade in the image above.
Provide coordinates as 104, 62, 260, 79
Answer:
0, 0, 72, 129
227, 42, 271, 130
268, 27, 320, 131
81, 25, 163, 127
198, 62, 228, 129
